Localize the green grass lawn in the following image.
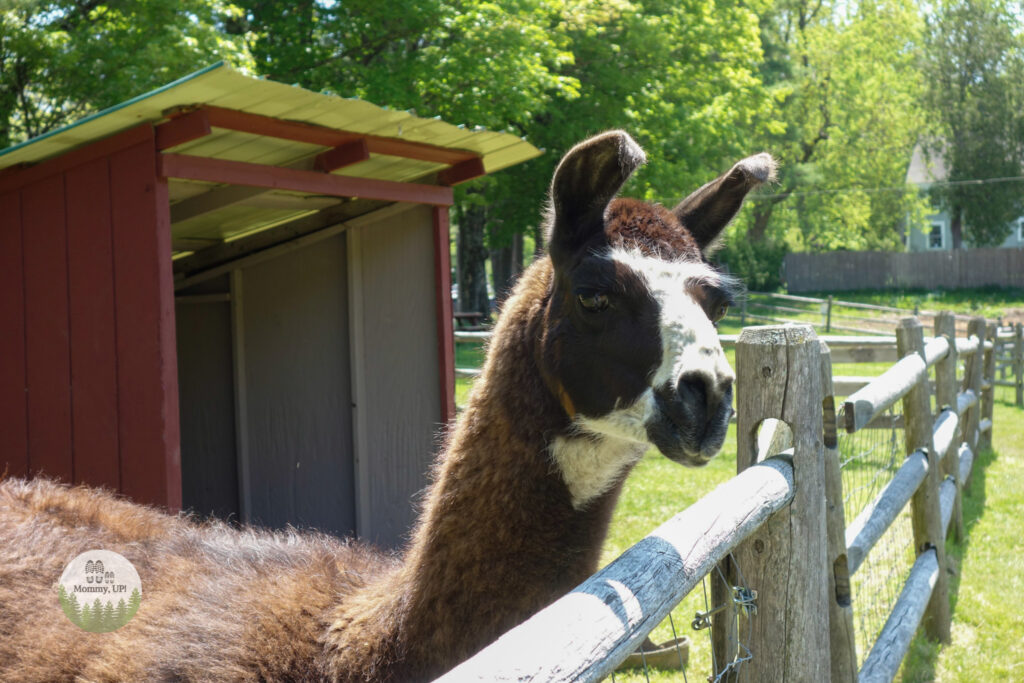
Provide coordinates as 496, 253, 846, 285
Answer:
454, 299, 1023, 681
899, 392, 1024, 682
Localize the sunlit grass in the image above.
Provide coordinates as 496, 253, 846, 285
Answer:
898, 391, 1024, 682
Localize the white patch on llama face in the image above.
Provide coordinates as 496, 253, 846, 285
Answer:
550, 250, 735, 508
609, 249, 735, 395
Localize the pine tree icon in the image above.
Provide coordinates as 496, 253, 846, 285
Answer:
115, 598, 128, 628
127, 588, 141, 620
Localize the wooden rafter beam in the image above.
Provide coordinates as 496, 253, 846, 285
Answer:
170, 185, 267, 223
171, 238, 220, 252
158, 153, 454, 206
173, 105, 480, 167
155, 109, 212, 150
438, 157, 486, 186
315, 139, 370, 172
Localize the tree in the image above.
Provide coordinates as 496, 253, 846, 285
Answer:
101, 600, 116, 632
0, 0, 252, 147
58, 585, 82, 625
923, 0, 1024, 247
79, 601, 92, 630
127, 587, 142, 619
115, 597, 129, 628
475, 0, 775, 299
738, 0, 928, 253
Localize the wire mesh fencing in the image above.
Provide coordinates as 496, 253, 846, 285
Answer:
836, 401, 917, 670
608, 551, 757, 683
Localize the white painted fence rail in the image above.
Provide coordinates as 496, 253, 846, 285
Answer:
433, 456, 796, 683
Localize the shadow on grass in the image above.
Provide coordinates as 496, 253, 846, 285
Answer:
898, 431, 998, 681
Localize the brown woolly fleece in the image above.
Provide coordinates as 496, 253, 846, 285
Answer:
0, 255, 621, 683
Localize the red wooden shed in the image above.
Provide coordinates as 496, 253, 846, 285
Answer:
0, 63, 539, 546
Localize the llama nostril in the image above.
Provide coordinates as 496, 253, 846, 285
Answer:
677, 373, 709, 415
678, 372, 732, 417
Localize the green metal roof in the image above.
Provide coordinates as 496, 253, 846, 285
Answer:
1, 63, 541, 252
0, 62, 541, 176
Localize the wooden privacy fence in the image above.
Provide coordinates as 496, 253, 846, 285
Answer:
783, 248, 1024, 292
438, 313, 1009, 682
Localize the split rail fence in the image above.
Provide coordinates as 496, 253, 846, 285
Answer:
439, 312, 1013, 682
732, 291, 981, 338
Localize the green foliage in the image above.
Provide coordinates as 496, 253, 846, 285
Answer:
923, 0, 1024, 247
740, 0, 928, 251
714, 237, 786, 291
0, 0, 252, 147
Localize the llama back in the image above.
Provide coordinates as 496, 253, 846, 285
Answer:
0, 477, 394, 682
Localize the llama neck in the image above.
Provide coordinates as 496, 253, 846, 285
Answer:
323, 259, 639, 681
394, 260, 633, 676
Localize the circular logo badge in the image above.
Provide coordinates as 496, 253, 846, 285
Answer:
57, 550, 142, 632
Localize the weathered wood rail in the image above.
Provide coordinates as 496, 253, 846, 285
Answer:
440, 312, 1015, 682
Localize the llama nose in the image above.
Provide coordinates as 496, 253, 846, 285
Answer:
677, 371, 732, 418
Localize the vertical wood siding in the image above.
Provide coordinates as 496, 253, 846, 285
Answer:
22, 174, 73, 481
351, 205, 441, 547
0, 128, 181, 509
238, 234, 355, 537
65, 159, 120, 489
0, 191, 28, 478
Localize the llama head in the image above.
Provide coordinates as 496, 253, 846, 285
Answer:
542, 131, 774, 504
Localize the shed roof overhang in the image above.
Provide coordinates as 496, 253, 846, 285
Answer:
0, 62, 541, 261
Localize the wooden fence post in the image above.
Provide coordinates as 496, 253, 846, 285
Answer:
896, 317, 951, 644
934, 312, 964, 542
1015, 322, 1023, 408
821, 342, 857, 682
981, 322, 997, 451
732, 325, 830, 681
961, 317, 986, 468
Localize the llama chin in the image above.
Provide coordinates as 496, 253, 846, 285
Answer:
0, 130, 773, 683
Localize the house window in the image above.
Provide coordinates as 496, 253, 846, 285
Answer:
928, 223, 944, 249
1018, 218, 1024, 242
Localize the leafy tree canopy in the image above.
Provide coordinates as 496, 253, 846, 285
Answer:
923, 0, 1024, 247
0, 0, 252, 147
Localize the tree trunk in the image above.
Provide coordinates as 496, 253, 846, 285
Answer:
950, 205, 963, 249
489, 232, 524, 304
456, 203, 491, 318
748, 203, 775, 243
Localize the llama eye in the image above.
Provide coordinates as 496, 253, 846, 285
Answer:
712, 301, 729, 322
577, 292, 609, 312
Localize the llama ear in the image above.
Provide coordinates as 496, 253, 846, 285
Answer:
547, 131, 646, 261
673, 153, 777, 251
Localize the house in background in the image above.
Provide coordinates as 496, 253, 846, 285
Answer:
0, 63, 540, 548
904, 144, 1024, 251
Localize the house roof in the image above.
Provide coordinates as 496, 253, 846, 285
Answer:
0, 63, 542, 252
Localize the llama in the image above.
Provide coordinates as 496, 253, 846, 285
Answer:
0, 131, 774, 682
